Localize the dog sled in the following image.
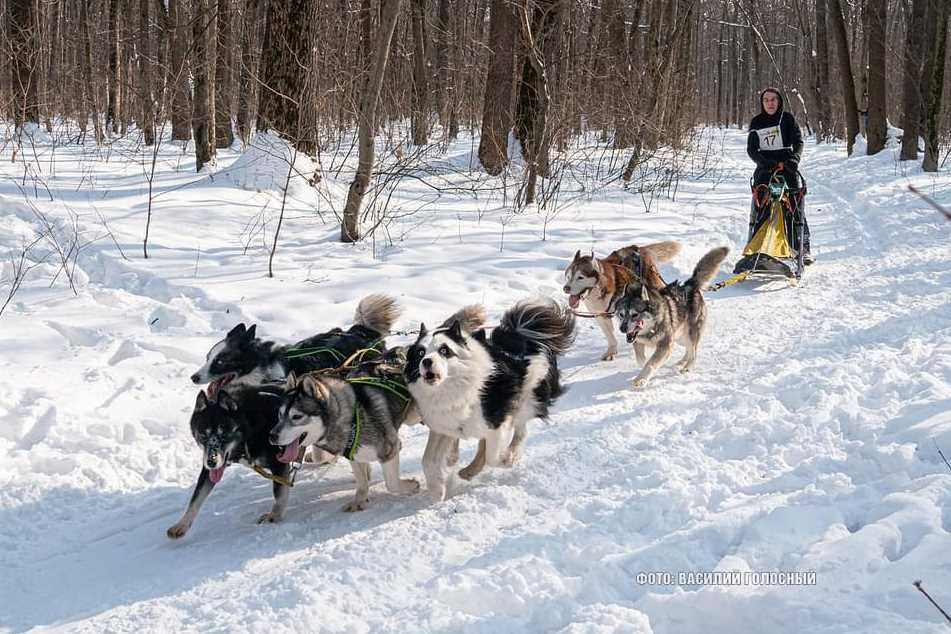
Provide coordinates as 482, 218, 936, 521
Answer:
710, 170, 807, 291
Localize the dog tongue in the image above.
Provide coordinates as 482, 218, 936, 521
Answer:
209, 465, 226, 483
568, 294, 580, 309
277, 438, 301, 464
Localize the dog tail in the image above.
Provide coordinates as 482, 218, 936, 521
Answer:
354, 294, 402, 335
688, 247, 730, 290
640, 240, 681, 263
440, 304, 487, 333
498, 298, 576, 356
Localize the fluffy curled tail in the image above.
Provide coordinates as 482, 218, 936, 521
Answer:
354, 294, 401, 335
689, 247, 730, 290
497, 298, 576, 356
440, 304, 487, 333
640, 240, 681, 263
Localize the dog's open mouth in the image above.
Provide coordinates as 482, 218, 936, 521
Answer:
209, 464, 227, 483
423, 370, 441, 385
207, 372, 237, 398
566, 290, 589, 310
206, 454, 230, 483
277, 433, 307, 464
626, 318, 646, 344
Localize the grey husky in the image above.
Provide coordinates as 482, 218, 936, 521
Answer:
271, 360, 421, 512
615, 247, 728, 388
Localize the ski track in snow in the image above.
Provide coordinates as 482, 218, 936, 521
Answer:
1, 129, 950, 633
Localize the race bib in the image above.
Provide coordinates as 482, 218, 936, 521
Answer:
756, 125, 783, 149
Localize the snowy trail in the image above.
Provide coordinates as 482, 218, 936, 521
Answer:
1, 130, 950, 633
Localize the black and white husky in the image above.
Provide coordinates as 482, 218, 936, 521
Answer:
167, 386, 289, 540
405, 298, 576, 501
190, 294, 401, 395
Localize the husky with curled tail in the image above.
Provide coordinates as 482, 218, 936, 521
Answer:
615, 246, 729, 388
405, 299, 576, 501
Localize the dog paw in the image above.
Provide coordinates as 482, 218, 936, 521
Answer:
632, 377, 649, 389
678, 364, 693, 374
398, 478, 421, 494
500, 448, 522, 468
342, 498, 369, 512
446, 447, 460, 467
256, 511, 283, 524
166, 523, 189, 539
601, 351, 617, 361
458, 464, 482, 481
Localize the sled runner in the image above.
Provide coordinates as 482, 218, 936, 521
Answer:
710, 171, 807, 291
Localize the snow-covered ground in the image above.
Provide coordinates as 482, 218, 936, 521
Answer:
1, 125, 949, 633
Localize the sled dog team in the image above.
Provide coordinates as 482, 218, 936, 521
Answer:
168, 240, 729, 539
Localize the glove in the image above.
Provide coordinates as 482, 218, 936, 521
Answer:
786, 157, 799, 171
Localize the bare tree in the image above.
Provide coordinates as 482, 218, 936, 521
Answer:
923, 0, 949, 172
9, 0, 39, 128
139, 0, 156, 145
193, 0, 218, 170
341, 0, 403, 243
477, 0, 518, 175
899, 0, 928, 160
168, 0, 193, 141
257, 0, 319, 153
237, 0, 266, 146
410, 0, 429, 145
828, 0, 860, 155
865, 0, 886, 154
215, 0, 235, 148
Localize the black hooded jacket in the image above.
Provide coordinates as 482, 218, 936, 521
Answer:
747, 89, 804, 188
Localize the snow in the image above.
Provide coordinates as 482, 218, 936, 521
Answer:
1, 125, 950, 633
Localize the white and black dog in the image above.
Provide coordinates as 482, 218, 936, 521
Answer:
405, 298, 576, 501
190, 294, 401, 395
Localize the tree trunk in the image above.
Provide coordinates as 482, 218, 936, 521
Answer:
215, 0, 235, 148
237, 0, 266, 146
193, 0, 217, 171
435, 0, 457, 137
899, 0, 928, 160
514, 0, 561, 203
168, 0, 192, 141
410, 0, 429, 145
257, 0, 319, 153
922, 0, 949, 172
828, 0, 860, 155
9, 0, 39, 128
139, 0, 156, 145
813, 0, 832, 141
340, 0, 403, 243
108, 0, 121, 133
865, 0, 886, 154
477, 0, 518, 175
81, 0, 104, 143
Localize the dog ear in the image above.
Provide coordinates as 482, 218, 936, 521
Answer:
300, 375, 319, 398
301, 376, 330, 402
245, 324, 257, 340
285, 371, 298, 391
218, 391, 239, 412
195, 390, 209, 412
473, 328, 487, 343
416, 323, 428, 342
226, 323, 246, 339
447, 319, 463, 342
573, 249, 581, 262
